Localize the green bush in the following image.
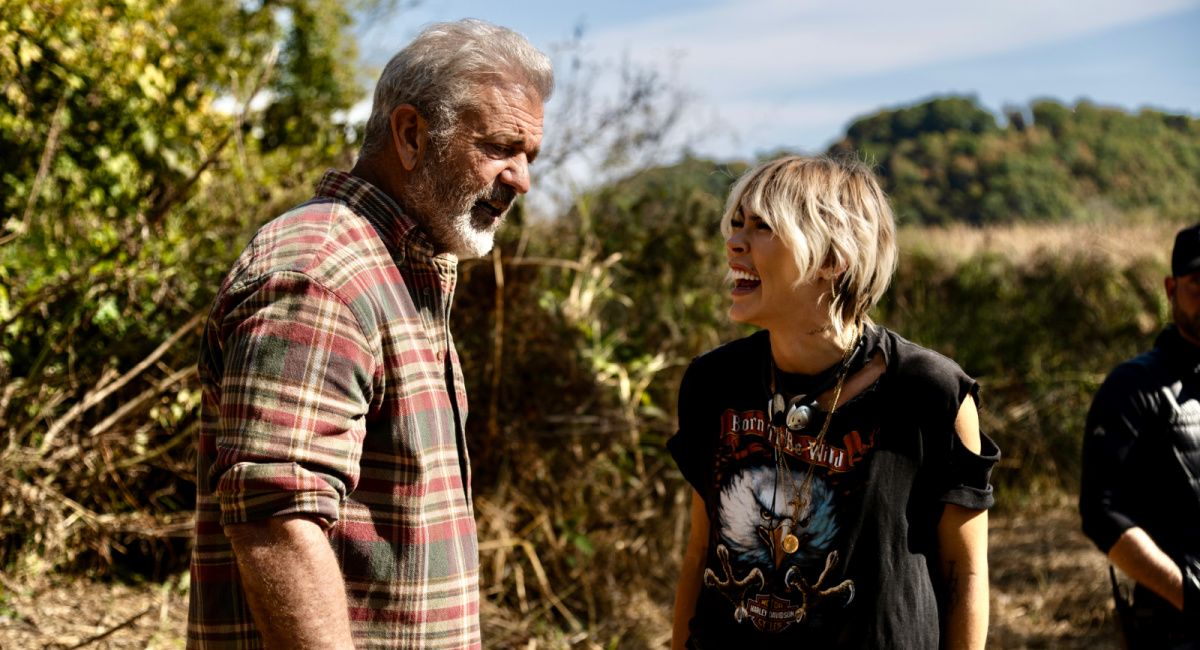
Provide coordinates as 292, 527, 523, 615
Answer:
878, 245, 1168, 497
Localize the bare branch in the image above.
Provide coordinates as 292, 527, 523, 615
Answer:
39, 312, 204, 452
0, 93, 68, 247
85, 366, 195, 438
62, 606, 154, 649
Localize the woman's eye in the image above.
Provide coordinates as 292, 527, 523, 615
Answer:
730, 219, 744, 229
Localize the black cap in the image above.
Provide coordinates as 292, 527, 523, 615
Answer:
1173, 224, 1200, 277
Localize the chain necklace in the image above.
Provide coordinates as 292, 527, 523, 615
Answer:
767, 326, 859, 556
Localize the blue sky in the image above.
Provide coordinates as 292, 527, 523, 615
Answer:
353, 0, 1199, 203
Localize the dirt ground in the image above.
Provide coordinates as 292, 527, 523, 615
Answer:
987, 496, 1120, 650
0, 497, 1122, 649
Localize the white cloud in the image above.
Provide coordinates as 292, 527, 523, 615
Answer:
586, 0, 1196, 95
559, 0, 1197, 160
659, 97, 870, 160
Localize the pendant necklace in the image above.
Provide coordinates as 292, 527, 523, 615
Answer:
768, 326, 860, 556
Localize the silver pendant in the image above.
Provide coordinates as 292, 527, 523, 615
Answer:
786, 403, 812, 430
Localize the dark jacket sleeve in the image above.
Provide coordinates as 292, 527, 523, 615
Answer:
1079, 362, 1155, 553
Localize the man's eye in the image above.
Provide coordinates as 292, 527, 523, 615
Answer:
484, 143, 510, 157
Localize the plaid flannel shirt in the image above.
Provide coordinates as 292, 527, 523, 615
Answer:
188, 170, 480, 648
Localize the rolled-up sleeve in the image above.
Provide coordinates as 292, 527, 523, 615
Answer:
211, 271, 375, 528
930, 378, 1000, 510
939, 427, 1001, 510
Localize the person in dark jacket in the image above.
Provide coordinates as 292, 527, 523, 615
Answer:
1080, 223, 1200, 648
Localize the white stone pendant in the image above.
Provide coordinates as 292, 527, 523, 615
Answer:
786, 403, 812, 430
771, 393, 787, 427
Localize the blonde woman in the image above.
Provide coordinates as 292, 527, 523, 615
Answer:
669, 156, 999, 648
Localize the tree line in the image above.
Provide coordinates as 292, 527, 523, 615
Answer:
829, 95, 1200, 225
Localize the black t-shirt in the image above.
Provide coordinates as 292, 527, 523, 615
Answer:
668, 326, 999, 649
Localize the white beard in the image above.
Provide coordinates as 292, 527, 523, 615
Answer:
427, 208, 503, 259
404, 152, 510, 260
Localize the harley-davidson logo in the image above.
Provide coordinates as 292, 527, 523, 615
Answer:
745, 592, 799, 633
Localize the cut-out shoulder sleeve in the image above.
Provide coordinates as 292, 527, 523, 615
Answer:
893, 337, 999, 511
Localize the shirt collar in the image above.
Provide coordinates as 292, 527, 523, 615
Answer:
314, 169, 459, 291
317, 169, 455, 258
1156, 325, 1200, 375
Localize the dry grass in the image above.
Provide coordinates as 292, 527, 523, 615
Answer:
989, 494, 1119, 650
0, 496, 1120, 649
0, 572, 188, 649
899, 220, 1185, 268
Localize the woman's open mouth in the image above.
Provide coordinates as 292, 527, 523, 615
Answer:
731, 268, 760, 295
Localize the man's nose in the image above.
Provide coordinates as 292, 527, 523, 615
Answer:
500, 155, 531, 194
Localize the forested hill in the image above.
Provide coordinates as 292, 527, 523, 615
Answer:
826, 96, 1200, 225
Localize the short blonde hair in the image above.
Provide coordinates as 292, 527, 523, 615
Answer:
720, 155, 898, 333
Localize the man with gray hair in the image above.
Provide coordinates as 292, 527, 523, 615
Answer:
188, 19, 551, 648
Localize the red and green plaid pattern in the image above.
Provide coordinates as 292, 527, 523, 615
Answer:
188, 170, 480, 648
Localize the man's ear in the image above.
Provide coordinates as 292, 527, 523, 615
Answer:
1166, 275, 1178, 301
389, 104, 426, 171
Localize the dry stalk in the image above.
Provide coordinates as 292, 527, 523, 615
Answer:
503, 256, 591, 271
114, 420, 197, 470
514, 561, 529, 614
39, 312, 203, 452
488, 246, 505, 447
2, 94, 68, 246
0, 375, 23, 431
85, 366, 195, 438
14, 390, 67, 449
479, 536, 583, 632
0, 569, 24, 594
61, 605, 153, 649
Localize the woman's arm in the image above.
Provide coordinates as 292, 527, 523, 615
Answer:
937, 396, 989, 650
671, 491, 709, 650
